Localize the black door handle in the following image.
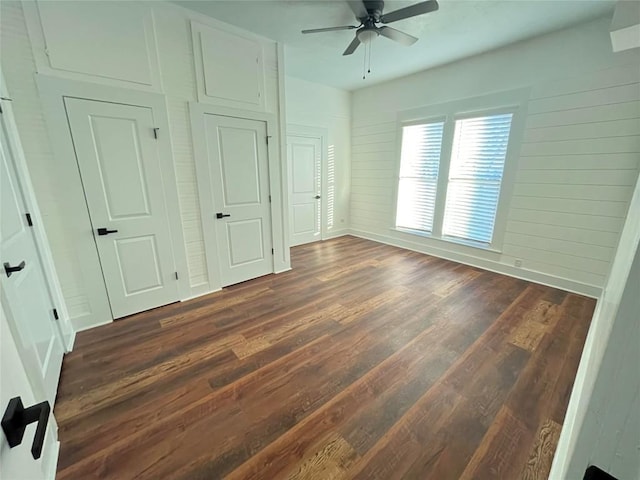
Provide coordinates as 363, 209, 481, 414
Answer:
4, 261, 25, 278
1, 397, 50, 460
216, 213, 231, 219
315, 195, 321, 199
97, 228, 118, 236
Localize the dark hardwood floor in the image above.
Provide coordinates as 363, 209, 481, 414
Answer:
55, 236, 595, 479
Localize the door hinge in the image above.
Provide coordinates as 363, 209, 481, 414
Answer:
25, 213, 33, 227
269, 195, 271, 203
174, 272, 179, 280
153, 128, 159, 139
52, 308, 59, 320
271, 248, 274, 255
266, 135, 272, 145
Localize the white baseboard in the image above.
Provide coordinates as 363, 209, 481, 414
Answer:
323, 229, 350, 240
349, 228, 601, 298
180, 287, 222, 303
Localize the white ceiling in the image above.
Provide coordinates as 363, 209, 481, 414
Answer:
177, 0, 615, 91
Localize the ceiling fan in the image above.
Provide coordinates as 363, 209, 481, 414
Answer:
301, 0, 439, 56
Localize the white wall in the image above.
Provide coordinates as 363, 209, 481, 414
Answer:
0, 1, 287, 330
350, 16, 640, 296
285, 76, 351, 236
551, 166, 640, 479
565, 240, 639, 479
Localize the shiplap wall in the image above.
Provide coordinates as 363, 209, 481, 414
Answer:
0, 1, 283, 330
350, 16, 640, 295
285, 76, 352, 235
567, 240, 640, 479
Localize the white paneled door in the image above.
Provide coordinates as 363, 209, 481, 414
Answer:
0, 121, 63, 405
65, 98, 179, 319
287, 135, 322, 246
205, 115, 273, 287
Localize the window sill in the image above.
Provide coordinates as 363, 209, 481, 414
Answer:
391, 227, 503, 254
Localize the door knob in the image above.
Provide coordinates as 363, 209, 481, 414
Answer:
3, 261, 25, 278
315, 195, 321, 199
97, 228, 118, 236
216, 213, 231, 219
1, 397, 50, 460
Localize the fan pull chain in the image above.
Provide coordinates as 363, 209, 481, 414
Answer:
362, 42, 367, 79
367, 40, 372, 74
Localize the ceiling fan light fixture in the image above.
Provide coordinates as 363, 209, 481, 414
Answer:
357, 29, 378, 44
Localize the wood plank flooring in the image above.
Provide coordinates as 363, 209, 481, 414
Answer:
55, 236, 595, 479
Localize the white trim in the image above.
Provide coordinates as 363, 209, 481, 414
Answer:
189, 101, 290, 291
22, 1, 163, 93
392, 87, 531, 253
276, 43, 291, 270
286, 124, 329, 243
36, 75, 191, 332
549, 173, 640, 478
349, 228, 601, 298
0, 74, 74, 351
179, 287, 222, 303
322, 229, 350, 241
190, 20, 266, 111
610, 23, 640, 52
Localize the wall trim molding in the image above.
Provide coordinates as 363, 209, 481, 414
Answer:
349, 228, 602, 298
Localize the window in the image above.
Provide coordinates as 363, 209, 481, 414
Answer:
396, 112, 514, 247
396, 122, 444, 233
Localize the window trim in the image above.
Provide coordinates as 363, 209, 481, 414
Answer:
392, 88, 530, 252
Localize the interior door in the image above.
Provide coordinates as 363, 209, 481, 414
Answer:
0, 120, 64, 405
1, 307, 58, 480
65, 98, 179, 319
204, 114, 273, 287
287, 135, 322, 246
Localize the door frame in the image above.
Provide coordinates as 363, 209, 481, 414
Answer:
36, 75, 190, 331
0, 73, 73, 352
286, 124, 329, 244
189, 102, 290, 292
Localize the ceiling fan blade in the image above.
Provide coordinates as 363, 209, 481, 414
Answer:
377, 26, 418, 46
347, 1, 368, 20
381, 0, 439, 24
342, 36, 361, 56
302, 25, 358, 34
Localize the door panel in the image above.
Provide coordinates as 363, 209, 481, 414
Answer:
219, 127, 261, 205
0, 121, 63, 405
205, 115, 272, 287
65, 98, 178, 319
91, 116, 151, 219
226, 219, 265, 266
114, 236, 162, 295
287, 135, 321, 246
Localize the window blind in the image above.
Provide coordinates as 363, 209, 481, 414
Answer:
396, 122, 444, 233
443, 113, 513, 244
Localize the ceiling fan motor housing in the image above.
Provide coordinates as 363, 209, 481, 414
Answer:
360, 0, 385, 22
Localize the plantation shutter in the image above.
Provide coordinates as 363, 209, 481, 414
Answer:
443, 113, 513, 244
395, 122, 444, 233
